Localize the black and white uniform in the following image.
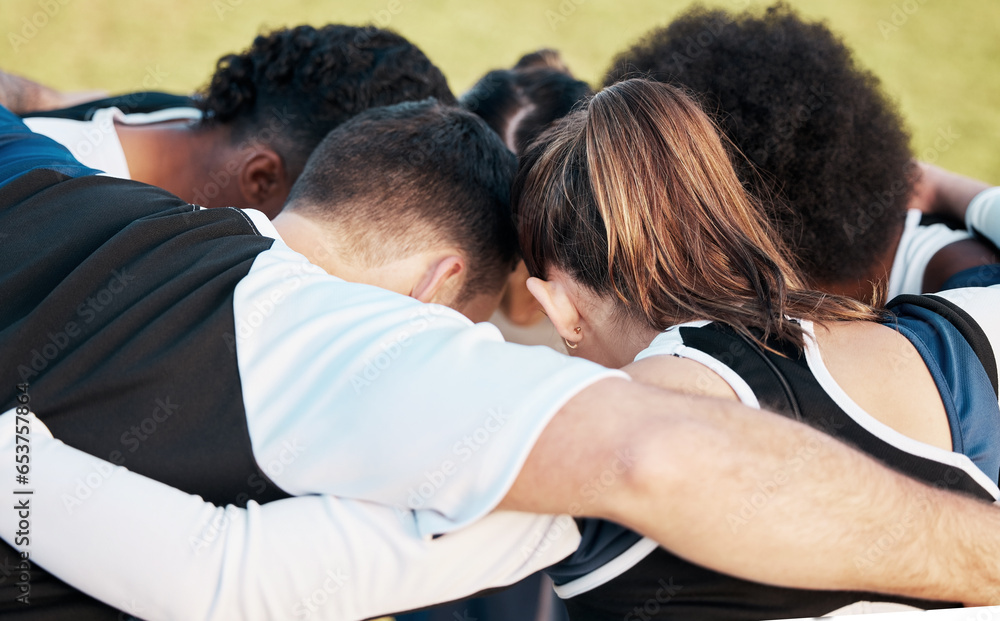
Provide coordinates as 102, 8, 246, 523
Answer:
890, 195, 1000, 296
0, 107, 618, 618
546, 296, 1000, 621
23, 106, 203, 180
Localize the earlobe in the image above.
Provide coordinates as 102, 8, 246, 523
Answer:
412, 255, 465, 305
526, 277, 582, 344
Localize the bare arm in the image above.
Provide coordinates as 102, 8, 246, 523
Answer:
908, 162, 1000, 289
0, 70, 105, 114
4, 379, 999, 615
0, 410, 579, 620
500, 378, 1000, 605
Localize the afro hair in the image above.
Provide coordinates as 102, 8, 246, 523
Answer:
605, 3, 917, 287
198, 24, 455, 177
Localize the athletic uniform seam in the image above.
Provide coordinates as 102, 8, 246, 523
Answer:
226, 206, 262, 236
801, 321, 999, 496
553, 537, 660, 599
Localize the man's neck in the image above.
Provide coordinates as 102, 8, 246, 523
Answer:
116, 121, 236, 206
271, 210, 341, 273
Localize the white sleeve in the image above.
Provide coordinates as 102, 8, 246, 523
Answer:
0, 409, 579, 621
965, 187, 1000, 250
232, 222, 627, 538
928, 284, 1000, 405
23, 108, 131, 179
888, 209, 972, 298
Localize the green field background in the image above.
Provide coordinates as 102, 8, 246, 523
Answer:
1, 0, 997, 182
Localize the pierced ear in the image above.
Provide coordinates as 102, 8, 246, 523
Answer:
240, 149, 290, 219
412, 255, 465, 304
526, 276, 582, 345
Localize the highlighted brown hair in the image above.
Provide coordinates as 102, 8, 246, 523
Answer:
513, 79, 879, 350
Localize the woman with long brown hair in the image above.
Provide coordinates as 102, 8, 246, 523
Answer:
515, 78, 1000, 620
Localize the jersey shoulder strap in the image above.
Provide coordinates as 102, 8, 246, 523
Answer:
886, 293, 999, 397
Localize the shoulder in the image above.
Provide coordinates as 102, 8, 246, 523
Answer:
625, 323, 741, 402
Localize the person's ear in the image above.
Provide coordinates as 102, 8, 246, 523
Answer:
411, 255, 465, 305
526, 276, 582, 346
240, 149, 290, 219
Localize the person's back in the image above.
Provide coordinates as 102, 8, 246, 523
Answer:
0, 98, 540, 617
512, 78, 1000, 619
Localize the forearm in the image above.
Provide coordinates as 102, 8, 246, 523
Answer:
502, 379, 1000, 604
0, 70, 65, 114
0, 410, 578, 620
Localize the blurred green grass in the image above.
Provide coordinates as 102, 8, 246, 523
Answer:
1, 0, 997, 182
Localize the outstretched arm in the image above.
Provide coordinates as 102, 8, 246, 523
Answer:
0, 409, 579, 621
909, 161, 1000, 247
501, 378, 1000, 605
908, 161, 992, 222
9, 378, 1000, 613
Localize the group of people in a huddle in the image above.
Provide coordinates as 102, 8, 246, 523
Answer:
2, 3, 1000, 621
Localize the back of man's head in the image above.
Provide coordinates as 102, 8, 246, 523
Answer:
462, 50, 593, 155
198, 24, 456, 178
285, 99, 519, 308
605, 3, 915, 291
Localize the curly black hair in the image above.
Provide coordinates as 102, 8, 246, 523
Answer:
605, 3, 916, 287
198, 24, 455, 178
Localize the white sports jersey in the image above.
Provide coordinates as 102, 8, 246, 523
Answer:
887, 209, 973, 298
24, 106, 202, 178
